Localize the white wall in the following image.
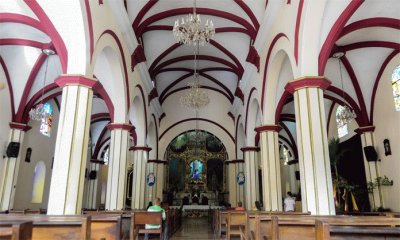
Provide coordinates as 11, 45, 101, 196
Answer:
13, 100, 58, 210
373, 56, 400, 212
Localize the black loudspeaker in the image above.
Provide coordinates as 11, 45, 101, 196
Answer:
295, 171, 300, 180
6, 142, 20, 158
364, 146, 378, 162
89, 170, 97, 180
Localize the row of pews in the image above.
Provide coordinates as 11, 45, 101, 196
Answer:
0, 208, 182, 239
213, 210, 400, 240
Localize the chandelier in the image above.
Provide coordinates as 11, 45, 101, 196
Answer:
173, 0, 215, 46
333, 52, 357, 124
29, 49, 55, 121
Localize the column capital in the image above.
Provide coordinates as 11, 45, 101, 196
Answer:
285, 76, 331, 94
129, 146, 152, 152
241, 146, 260, 152
354, 126, 375, 134
9, 122, 31, 132
55, 75, 98, 88
148, 159, 167, 164
255, 125, 281, 133
225, 159, 244, 164
107, 123, 134, 131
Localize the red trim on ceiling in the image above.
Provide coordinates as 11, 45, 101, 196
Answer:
246, 46, 260, 71
159, 112, 166, 126
0, 56, 16, 121
91, 112, 110, 121
158, 118, 235, 143
340, 56, 369, 124
148, 87, 159, 104
25, 0, 68, 73
274, 91, 290, 124
210, 40, 244, 74
132, 0, 158, 31
0, 13, 44, 32
234, 0, 260, 30
201, 73, 235, 99
9, 122, 31, 132
370, 50, 399, 124
55, 75, 98, 88
92, 126, 110, 158
99, 30, 130, 109
149, 43, 181, 74
158, 72, 193, 100
151, 113, 159, 158
337, 41, 400, 52
354, 126, 375, 134
0, 39, 49, 49
15, 53, 47, 122
84, 0, 94, 59
135, 8, 257, 39
255, 125, 281, 133
94, 83, 115, 122
22, 83, 58, 123
228, 112, 235, 123
326, 102, 335, 134
285, 77, 331, 94
135, 84, 148, 136
279, 121, 298, 158
294, 0, 304, 64
318, 0, 363, 75
131, 45, 146, 71
234, 87, 244, 104
235, 115, 242, 159
340, 17, 400, 39
244, 87, 257, 135
261, 33, 289, 112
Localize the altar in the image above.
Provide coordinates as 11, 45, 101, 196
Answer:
169, 205, 222, 217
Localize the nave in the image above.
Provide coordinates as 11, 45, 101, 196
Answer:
170, 217, 217, 240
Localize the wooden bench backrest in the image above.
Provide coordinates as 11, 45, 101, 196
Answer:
0, 215, 91, 240
227, 211, 248, 239
90, 215, 122, 240
132, 211, 162, 225
0, 221, 33, 240
316, 220, 400, 240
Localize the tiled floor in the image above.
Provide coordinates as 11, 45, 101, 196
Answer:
169, 217, 241, 240
170, 217, 216, 239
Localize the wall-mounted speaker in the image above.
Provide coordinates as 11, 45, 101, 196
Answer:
6, 142, 20, 158
295, 171, 300, 180
364, 146, 378, 162
89, 170, 97, 180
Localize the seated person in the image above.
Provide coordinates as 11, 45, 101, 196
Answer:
235, 202, 245, 211
284, 191, 296, 212
145, 197, 167, 240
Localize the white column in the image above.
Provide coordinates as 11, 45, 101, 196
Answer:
47, 76, 96, 215
241, 147, 260, 210
286, 77, 335, 215
227, 161, 237, 207
130, 146, 151, 209
147, 160, 166, 202
84, 162, 100, 209
105, 124, 132, 210
356, 126, 382, 209
256, 125, 283, 211
0, 123, 30, 210
236, 161, 244, 204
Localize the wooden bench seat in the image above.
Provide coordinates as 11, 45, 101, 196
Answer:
0, 221, 33, 240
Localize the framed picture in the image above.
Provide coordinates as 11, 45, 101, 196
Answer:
384, 139, 391, 156
236, 172, 245, 185
25, 148, 32, 162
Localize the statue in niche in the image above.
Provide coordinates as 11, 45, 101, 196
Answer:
190, 160, 203, 181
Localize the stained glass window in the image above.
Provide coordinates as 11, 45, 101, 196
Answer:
392, 65, 400, 112
336, 105, 348, 138
39, 102, 53, 137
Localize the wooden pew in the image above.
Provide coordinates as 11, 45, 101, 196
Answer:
131, 211, 163, 240
216, 210, 228, 237
226, 211, 248, 240
0, 215, 91, 240
316, 219, 400, 240
275, 215, 400, 240
0, 221, 33, 240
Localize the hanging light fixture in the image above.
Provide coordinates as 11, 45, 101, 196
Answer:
29, 48, 55, 121
333, 52, 357, 124
173, 0, 215, 46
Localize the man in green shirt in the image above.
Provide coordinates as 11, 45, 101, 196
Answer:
145, 197, 168, 240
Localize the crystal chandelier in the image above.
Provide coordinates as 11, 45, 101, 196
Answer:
29, 49, 55, 121
173, 0, 215, 46
333, 52, 357, 124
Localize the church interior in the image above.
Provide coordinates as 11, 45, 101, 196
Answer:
0, 0, 399, 239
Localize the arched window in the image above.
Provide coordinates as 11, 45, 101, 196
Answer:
336, 105, 348, 138
392, 65, 400, 111
31, 161, 46, 203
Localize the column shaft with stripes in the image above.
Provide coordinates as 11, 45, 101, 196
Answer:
241, 147, 260, 210
105, 124, 132, 210
356, 126, 382, 209
256, 125, 282, 211
0, 123, 30, 210
286, 77, 335, 215
146, 160, 166, 202
227, 160, 244, 207
130, 146, 151, 209
47, 76, 96, 215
